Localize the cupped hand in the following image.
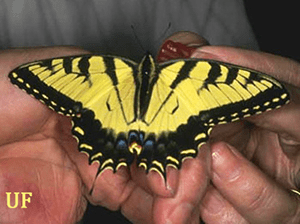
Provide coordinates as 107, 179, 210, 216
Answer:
0, 47, 90, 223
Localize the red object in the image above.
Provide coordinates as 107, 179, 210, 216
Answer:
157, 40, 197, 62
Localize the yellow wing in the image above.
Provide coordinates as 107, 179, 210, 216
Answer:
9, 55, 139, 172
137, 59, 289, 174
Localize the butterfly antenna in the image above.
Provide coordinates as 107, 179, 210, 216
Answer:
153, 22, 172, 55
131, 25, 146, 52
157, 22, 172, 43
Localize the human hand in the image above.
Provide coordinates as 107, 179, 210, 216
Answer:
0, 46, 211, 223
0, 47, 91, 223
165, 32, 300, 223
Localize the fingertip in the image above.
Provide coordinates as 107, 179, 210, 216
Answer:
148, 167, 179, 197
165, 31, 210, 46
211, 142, 243, 182
87, 167, 133, 210
157, 31, 210, 62
132, 165, 179, 197
179, 143, 211, 187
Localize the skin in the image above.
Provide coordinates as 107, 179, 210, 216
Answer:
0, 31, 299, 223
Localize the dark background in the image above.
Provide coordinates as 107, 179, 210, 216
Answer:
82, 1, 299, 223
244, 1, 298, 61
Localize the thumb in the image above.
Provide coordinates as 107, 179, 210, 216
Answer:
200, 142, 299, 223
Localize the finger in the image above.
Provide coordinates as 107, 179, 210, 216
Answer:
157, 31, 209, 62
200, 186, 248, 224
152, 144, 211, 223
245, 129, 300, 192
165, 31, 210, 46
85, 167, 135, 211
121, 186, 154, 224
210, 142, 300, 223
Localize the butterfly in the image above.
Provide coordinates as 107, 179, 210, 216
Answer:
8, 47, 289, 179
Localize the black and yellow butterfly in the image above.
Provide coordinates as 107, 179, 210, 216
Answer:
9, 53, 289, 179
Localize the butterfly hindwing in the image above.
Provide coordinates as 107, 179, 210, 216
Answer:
9, 54, 290, 179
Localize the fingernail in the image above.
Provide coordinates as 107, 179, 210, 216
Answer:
211, 143, 241, 181
166, 203, 194, 224
157, 40, 197, 62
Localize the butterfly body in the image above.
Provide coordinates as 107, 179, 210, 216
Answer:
9, 53, 290, 178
